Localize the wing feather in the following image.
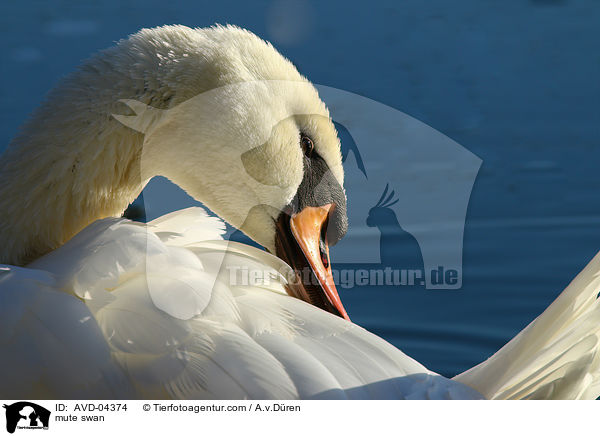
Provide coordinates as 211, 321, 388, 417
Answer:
3, 207, 482, 399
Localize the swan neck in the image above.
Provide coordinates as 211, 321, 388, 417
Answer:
0, 98, 149, 266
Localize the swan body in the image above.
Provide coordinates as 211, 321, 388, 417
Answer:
0, 207, 484, 399
1, 25, 600, 400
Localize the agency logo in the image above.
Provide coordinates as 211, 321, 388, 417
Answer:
3, 402, 50, 434
115, 80, 481, 291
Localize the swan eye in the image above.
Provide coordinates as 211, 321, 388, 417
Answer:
300, 134, 314, 158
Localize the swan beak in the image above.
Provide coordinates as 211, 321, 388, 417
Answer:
286, 204, 350, 321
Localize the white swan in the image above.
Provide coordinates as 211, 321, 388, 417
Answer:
1, 25, 599, 400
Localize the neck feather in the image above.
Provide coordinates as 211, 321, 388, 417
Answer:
0, 106, 147, 265
0, 45, 177, 265
0, 25, 301, 265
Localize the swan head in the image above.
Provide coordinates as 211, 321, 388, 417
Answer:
115, 25, 350, 319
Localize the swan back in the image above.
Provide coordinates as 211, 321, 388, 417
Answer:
1, 207, 483, 399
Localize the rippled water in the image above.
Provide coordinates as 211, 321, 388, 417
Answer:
340, 221, 600, 377
1, 0, 598, 378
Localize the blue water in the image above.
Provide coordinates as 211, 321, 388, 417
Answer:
1, 1, 599, 378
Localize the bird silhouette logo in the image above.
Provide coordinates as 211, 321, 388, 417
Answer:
334, 121, 367, 179
367, 184, 424, 273
3, 402, 50, 433
114, 80, 482, 290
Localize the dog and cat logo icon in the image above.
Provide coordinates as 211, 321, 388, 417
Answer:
3, 402, 50, 433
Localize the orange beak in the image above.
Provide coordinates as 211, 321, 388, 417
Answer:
286, 204, 350, 321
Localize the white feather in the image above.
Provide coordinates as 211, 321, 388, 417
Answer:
0, 208, 484, 399
454, 251, 600, 399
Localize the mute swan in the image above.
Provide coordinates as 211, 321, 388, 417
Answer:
1, 25, 600, 400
